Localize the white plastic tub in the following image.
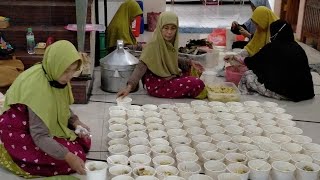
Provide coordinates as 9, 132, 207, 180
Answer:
177, 162, 201, 179
271, 161, 296, 180
295, 161, 320, 180
204, 160, 227, 179
247, 159, 271, 180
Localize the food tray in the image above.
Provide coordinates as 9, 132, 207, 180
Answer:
206, 82, 240, 102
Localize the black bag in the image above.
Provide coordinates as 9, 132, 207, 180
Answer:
0, 32, 15, 57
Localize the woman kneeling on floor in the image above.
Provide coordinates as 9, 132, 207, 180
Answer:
117, 11, 207, 99
0, 40, 91, 178
225, 20, 314, 102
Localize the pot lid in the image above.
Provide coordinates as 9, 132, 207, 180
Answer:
100, 40, 139, 66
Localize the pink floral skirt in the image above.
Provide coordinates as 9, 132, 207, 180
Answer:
0, 104, 91, 176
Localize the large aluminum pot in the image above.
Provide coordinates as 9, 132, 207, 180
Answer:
100, 40, 139, 92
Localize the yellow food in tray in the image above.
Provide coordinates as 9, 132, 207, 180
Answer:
207, 85, 236, 94
206, 82, 240, 102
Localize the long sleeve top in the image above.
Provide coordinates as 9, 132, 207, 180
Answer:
127, 57, 191, 90
28, 107, 78, 160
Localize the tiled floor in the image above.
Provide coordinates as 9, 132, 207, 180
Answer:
2, 3, 320, 180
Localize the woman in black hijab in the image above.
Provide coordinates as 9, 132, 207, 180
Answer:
236, 20, 314, 102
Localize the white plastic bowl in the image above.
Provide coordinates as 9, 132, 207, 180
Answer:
151, 145, 173, 157
270, 134, 292, 144
170, 136, 192, 149
208, 101, 226, 107
176, 152, 199, 164
108, 165, 132, 178
217, 141, 238, 155
281, 142, 303, 154
295, 161, 320, 180
217, 173, 241, 180
282, 126, 303, 135
127, 118, 144, 126
108, 117, 126, 125
225, 153, 248, 165
259, 142, 281, 152
236, 112, 255, 120
152, 155, 175, 168
107, 155, 129, 167
237, 143, 259, 154
261, 101, 278, 108
108, 138, 129, 147
132, 166, 156, 178
271, 161, 296, 180
127, 110, 144, 119
129, 131, 148, 139
109, 124, 127, 132
167, 129, 188, 137
129, 154, 151, 168
226, 163, 250, 180
202, 151, 225, 162
149, 130, 168, 140
108, 144, 129, 156
243, 101, 260, 107
188, 174, 213, 180
204, 161, 227, 179
129, 137, 149, 147
290, 135, 312, 144
303, 143, 320, 156
274, 113, 293, 121
107, 131, 127, 140
246, 150, 269, 161
177, 162, 201, 179
142, 104, 158, 112
126, 105, 142, 111
130, 145, 151, 156
174, 146, 197, 155
116, 96, 132, 108
217, 112, 236, 120
145, 117, 163, 125
150, 138, 170, 147
194, 105, 211, 114
206, 125, 225, 136
211, 134, 232, 144
248, 159, 271, 180
291, 153, 313, 164
212, 106, 230, 113
156, 165, 179, 179
231, 135, 252, 144
147, 123, 166, 132
268, 151, 291, 164
187, 127, 206, 138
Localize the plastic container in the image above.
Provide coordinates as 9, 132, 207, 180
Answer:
108, 138, 129, 147
281, 142, 303, 154
204, 161, 227, 179
176, 152, 199, 164
231, 135, 252, 144
127, 110, 144, 119
85, 161, 108, 180
205, 125, 224, 136
290, 135, 312, 144
225, 153, 248, 165
108, 144, 129, 156
217, 141, 238, 155
133, 166, 156, 178
226, 163, 250, 180
107, 155, 129, 167
129, 131, 148, 139
152, 155, 175, 168
202, 151, 225, 162
247, 159, 271, 180
167, 129, 188, 137
149, 130, 168, 140
108, 165, 132, 178
302, 143, 320, 156
270, 134, 291, 144
109, 124, 127, 132
177, 162, 201, 179
291, 153, 313, 164
211, 134, 232, 144
151, 145, 173, 157
150, 138, 170, 147
116, 96, 132, 108
268, 151, 291, 164
170, 136, 192, 149
142, 104, 158, 112
207, 82, 240, 102
217, 173, 241, 180
107, 131, 127, 140
127, 118, 144, 126
271, 161, 296, 180
129, 137, 149, 147
174, 146, 197, 155
295, 161, 320, 180
225, 65, 247, 86
156, 165, 179, 179
190, 100, 208, 107
109, 110, 126, 119
111, 175, 134, 180
188, 174, 213, 180
259, 142, 281, 152
129, 154, 151, 168
135, 176, 159, 180
246, 150, 269, 161
201, 70, 218, 85
243, 101, 260, 107
238, 143, 259, 154
147, 123, 166, 132
130, 145, 151, 156
191, 135, 212, 147
108, 117, 126, 125
164, 176, 185, 180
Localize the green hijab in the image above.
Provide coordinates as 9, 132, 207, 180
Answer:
107, 0, 143, 49
140, 11, 180, 77
4, 40, 81, 141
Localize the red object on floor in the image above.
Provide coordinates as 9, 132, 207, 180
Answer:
132, 16, 141, 37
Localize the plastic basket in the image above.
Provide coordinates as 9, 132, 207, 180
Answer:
225, 65, 247, 86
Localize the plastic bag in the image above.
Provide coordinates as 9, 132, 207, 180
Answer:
147, 12, 161, 32
207, 28, 226, 46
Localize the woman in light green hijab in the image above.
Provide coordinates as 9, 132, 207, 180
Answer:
107, 0, 143, 53
118, 11, 207, 99
0, 40, 91, 177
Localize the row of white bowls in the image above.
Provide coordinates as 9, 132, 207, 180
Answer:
106, 100, 320, 179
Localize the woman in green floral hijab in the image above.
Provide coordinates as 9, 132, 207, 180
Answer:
0, 40, 91, 177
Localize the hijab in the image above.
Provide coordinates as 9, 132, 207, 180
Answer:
106, 0, 143, 49
244, 20, 314, 101
140, 11, 180, 77
4, 40, 81, 140
244, 6, 279, 56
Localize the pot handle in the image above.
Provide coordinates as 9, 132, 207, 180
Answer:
113, 69, 121, 78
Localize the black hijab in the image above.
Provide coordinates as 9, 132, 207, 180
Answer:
244, 20, 314, 102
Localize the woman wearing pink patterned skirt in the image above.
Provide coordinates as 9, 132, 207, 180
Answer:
0, 40, 91, 178
117, 12, 207, 99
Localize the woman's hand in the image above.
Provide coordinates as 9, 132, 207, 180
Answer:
224, 55, 244, 66
239, 27, 251, 38
117, 84, 132, 98
190, 60, 205, 73
73, 120, 91, 139
65, 152, 86, 175
231, 21, 239, 29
